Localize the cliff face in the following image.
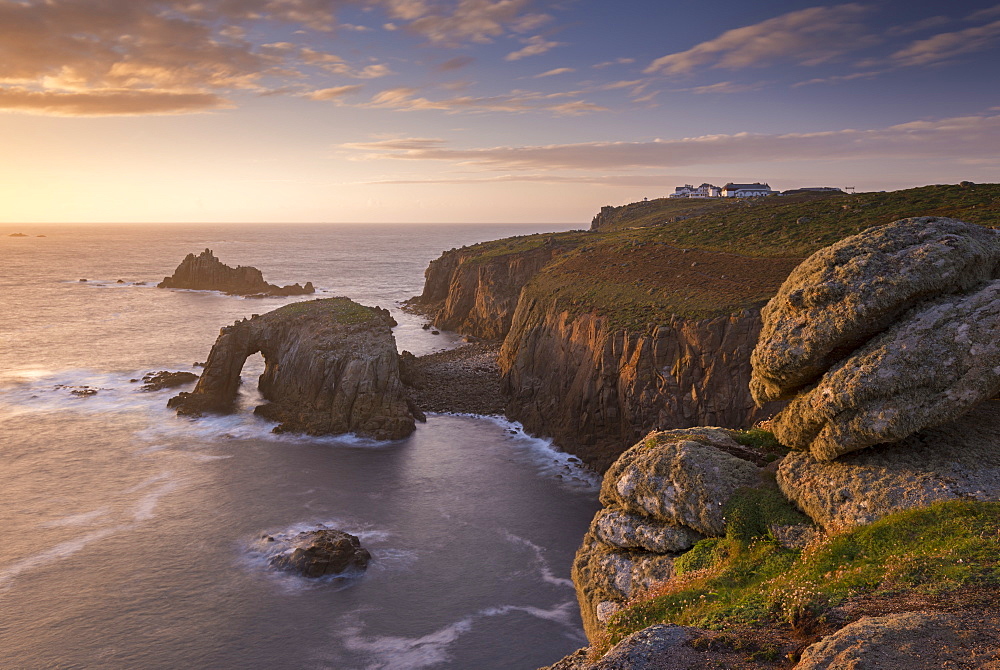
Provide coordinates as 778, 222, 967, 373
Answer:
499, 296, 780, 471
158, 248, 315, 296
410, 243, 564, 340
168, 298, 414, 440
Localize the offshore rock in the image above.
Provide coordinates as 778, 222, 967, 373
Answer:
777, 400, 1000, 529
599, 428, 762, 537
138, 370, 198, 392
772, 279, 1000, 460
168, 298, 414, 441
501, 302, 778, 472
267, 528, 371, 578
751, 217, 1000, 403
158, 248, 315, 297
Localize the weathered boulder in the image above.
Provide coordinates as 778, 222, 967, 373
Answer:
591, 509, 703, 554
772, 279, 1000, 460
138, 370, 199, 392
540, 624, 701, 670
751, 217, 1000, 403
573, 428, 764, 641
158, 248, 315, 297
777, 400, 1000, 529
572, 532, 676, 641
168, 298, 415, 441
794, 610, 1000, 669
600, 428, 762, 537
267, 528, 371, 578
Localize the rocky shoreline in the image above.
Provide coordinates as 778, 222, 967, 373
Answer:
402, 341, 505, 416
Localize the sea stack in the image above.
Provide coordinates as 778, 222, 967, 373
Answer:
157, 248, 315, 296
168, 298, 416, 441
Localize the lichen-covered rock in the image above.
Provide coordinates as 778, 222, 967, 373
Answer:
777, 401, 1000, 529
572, 532, 676, 642
591, 508, 703, 554
751, 217, 1000, 403
138, 370, 199, 392
794, 611, 1000, 670
600, 428, 762, 537
772, 280, 1000, 460
266, 528, 371, 578
168, 298, 414, 440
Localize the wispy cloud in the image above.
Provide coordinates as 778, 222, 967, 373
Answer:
644, 4, 876, 75
304, 85, 365, 101
340, 114, 1000, 170
360, 86, 606, 115
683, 80, 768, 94
890, 20, 1000, 67
0, 86, 233, 116
505, 35, 565, 61
436, 56, 476, 72
593, 58, 636, 69
534, 67, 575, 78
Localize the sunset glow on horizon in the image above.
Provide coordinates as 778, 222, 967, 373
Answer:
2, 0, 999, 224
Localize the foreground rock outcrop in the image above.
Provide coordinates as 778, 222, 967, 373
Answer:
751, 217, 1000, 460
158, 248, 315, 296
778, 400, 1000, 529
751, 217, 1000, 403
266, 528, 371, 578
168, 298, 415, 440
572, 428, 768, 640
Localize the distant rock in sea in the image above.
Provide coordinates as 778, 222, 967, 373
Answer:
8, 232, 28, 237
264, 528, 371, 578
157, 248, 315, 297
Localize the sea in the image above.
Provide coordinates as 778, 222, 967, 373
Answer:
0, 223, 602, 670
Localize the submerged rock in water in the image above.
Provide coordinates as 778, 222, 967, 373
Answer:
157, 248, 315, 297
139, 370, 199, 392
267, 529, 371, 578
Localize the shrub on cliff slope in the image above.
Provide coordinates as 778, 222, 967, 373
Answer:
600, 500, 1000, 654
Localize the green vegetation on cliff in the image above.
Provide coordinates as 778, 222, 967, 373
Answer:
273, 297, 384, 325
599, 500, 1000, 654
438, 183, 1000, 329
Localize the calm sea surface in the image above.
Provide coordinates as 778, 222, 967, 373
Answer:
0, 223, 600, 670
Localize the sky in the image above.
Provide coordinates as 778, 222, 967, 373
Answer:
1, 0, 999, 224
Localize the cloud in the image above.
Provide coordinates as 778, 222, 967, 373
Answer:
890, 20, 1000, 67
593, 58, 636, 69
339, 114, 1000, 170
437, 56, 476, 71
361, 173, 689, 187
361, 86, 606, 115
393, 0, 550, 45
505, 35, 565, 61
968, 4, 1000, 21
305, 84, 364, 100
534, 67, 575, 78
792, 70, 883, 87
684, 80, 767, 94
645, 4, 876, 75
0, 87, 232, 116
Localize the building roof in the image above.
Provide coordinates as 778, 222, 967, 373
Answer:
723, 182, 771, 190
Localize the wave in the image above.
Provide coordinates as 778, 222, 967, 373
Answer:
502, 531, 575, 590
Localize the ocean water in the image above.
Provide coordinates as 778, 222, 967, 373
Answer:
0, 223, 600, 670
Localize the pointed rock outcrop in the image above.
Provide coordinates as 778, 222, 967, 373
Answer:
158, 248, 315, 296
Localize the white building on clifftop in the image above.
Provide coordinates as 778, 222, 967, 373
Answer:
669, 183, 722, 198
721, 182, 775, 197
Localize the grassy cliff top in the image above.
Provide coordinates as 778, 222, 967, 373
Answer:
443, 183, 1000, 328
598, 500, 1000, 659
268, 297, 385, 326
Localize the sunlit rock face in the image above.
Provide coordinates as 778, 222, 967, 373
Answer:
158, 248, 314, 297
752, 217, 1000, 460
168, 298, 415, 441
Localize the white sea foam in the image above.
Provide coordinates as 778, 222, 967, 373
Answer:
502, 531, 574, 589
332, 601, 584, 669
0, 526, 124, 591
38, 508, 111, 528
132, 478, 184, 521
